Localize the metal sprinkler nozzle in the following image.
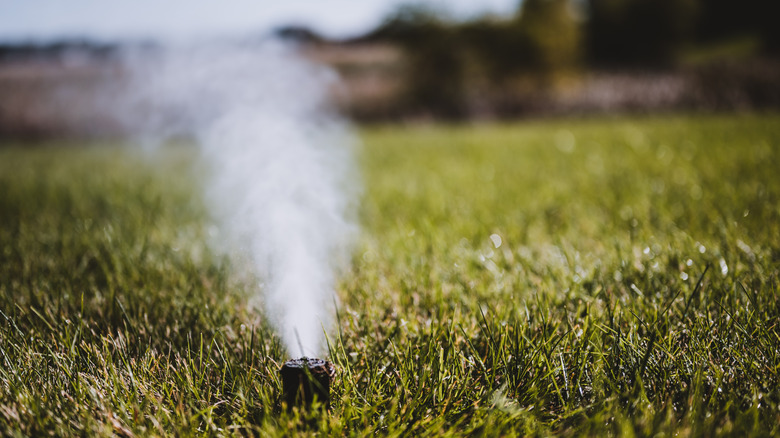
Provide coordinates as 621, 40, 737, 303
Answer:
280, 357, 336, 410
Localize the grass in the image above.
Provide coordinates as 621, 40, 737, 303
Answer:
1, 114, 779, 436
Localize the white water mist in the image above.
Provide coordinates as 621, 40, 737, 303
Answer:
120, 41, 357, 356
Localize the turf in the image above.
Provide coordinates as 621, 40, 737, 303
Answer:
1, 114, 779, 436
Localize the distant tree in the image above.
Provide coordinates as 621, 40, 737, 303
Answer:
586, 0, 698, 67
459, 0, 582, 87
365, 4, 468, 118
273, 26, 324, 45
695, 0, 779, 55
363, 4, 446, 45
516, 0, 583, 74
460, 19, 529, 83
758, 2, 777, 54
761, 2, 780, 55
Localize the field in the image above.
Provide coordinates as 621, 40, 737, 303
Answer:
1, 114, 779, 436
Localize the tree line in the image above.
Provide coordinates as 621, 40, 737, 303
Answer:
356, 0, 779, 118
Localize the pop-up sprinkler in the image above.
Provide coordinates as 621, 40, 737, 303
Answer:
280, 357, 336, 410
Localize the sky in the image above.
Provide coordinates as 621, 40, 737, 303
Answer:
0, 0, 519, 43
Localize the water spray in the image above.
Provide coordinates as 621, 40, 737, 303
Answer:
117, 40, 356, 407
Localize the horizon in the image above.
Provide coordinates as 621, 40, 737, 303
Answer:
0, 0, 518, 44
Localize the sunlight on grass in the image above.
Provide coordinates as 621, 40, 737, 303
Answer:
1, 114, 779, 436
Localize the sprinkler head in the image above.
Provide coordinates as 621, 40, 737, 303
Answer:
280, 357, 335, 410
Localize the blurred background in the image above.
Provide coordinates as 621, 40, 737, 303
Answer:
1, 0, 779, 139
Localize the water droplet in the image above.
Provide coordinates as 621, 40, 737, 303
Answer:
624, 126, 646, 150
555, 130, 576, 153
482, 165, 495, 182
489, 233, 502, 248
736, 239, 754, 259
691, 184, 703, 200
719, 258, 728, 276
657, 144, 675, 164
587, 154, 604, 174
619, 206, 633, 221
680, 272, 689, 280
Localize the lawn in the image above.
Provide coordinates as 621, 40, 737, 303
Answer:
1, 114, 779, 436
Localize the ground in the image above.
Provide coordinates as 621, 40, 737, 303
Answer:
1, 114, 779, 436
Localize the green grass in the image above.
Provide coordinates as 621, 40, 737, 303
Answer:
1, 114, 779, 436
